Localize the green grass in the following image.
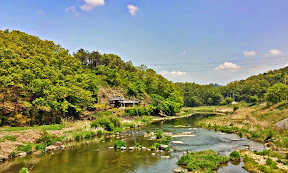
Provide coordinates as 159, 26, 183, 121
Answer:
0, 124, 65, 131
177, 150, 229, 172
0, 135, 17, 142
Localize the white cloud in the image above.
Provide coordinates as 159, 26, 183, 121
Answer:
215, 62, 240, 71
267, 49, 283, 56
243, 50, 256, 57
160, 70, 187, 77
285, 63, 288, 67
80, 0, 105, 11
37, 10, 46, 16
65, 6, 80, 16
127, 5, 139, 16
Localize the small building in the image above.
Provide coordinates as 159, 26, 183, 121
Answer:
109, 96, 140, 108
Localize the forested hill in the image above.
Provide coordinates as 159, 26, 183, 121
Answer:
0, 29, 183, 126
177, 66, 288, 107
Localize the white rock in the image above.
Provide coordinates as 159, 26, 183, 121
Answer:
17, 152, 27, 157
109, 147, 114, 149
171, 141, 184, 144
161, 156, 170, 159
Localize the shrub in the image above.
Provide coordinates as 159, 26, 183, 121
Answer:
114, 140, 126, 149
85, 132, 91, 139
18, 143, 33, 153
75, 134, 83, 140
97, 130, 103, 136
155, 130, 163, 139
113, 127, 122, 132
146, 130, 151, 134
19, 167, 28, 173
177, 150, 229, 172
91, 117, 114, 131
109, 116, 121, 128
229, 151, 241, 160
233, 105, 239, 112
36, 143, 46, 152
36, 131, 62, 146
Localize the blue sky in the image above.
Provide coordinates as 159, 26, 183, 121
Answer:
1, 0, 288, 85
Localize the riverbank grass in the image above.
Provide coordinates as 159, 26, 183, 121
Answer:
177, 150, 229, 172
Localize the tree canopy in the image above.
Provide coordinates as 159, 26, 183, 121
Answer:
0, 30, 183, 126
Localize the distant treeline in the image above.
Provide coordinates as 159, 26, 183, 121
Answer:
177, 67, 288, 107
0, 30, 183, 126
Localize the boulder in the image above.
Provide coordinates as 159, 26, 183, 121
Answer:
151, 153, 156, 156
109, 147, 114, 149
129, 147, 134, 150
46, 145, 59, 151
53, 141, 62, 146
160, 156, 170, 159
173, 168, 182, 173
171, 141, 183, 144
17, 152, 27, 157
60, 145, 65, 149
141, 147, 147, 150
120, 147, 126, 150
160, 144, 169, 150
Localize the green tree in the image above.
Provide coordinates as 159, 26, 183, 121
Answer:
265, 83, 288, 103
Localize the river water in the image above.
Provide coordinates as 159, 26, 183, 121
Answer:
0, 114, 264, 173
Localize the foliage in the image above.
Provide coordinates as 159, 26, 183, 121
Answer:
114, 140, 126, 149
0, 29, 184, 126
229, 151, 241, 160
1, 135, 17, 142
177, 150, 229, 172
35, 143, 46, 152
17, 143, 33, 153
90, 116, 121, 131
265, 83, 288, 103
36, 131, 62, 146
176, 83, 223, 107
19, 167, 28, 173
233, 105, 239, 112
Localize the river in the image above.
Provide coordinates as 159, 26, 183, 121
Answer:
0, 114, 264, 173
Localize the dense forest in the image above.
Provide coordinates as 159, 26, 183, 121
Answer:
0, 30, 183, 126
177, 66, 288, 107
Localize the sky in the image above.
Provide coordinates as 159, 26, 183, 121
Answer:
0, 0, 288, 85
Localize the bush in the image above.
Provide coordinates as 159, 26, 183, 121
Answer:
36, 143, 46, 152
146, 130, 151, 134
36, 131, 62, 146
97, 130, 103, 136
91, 117, 114, 131
75, 134, 83, 140
19, 167, 28, 173
229, 151, 241, 160
177, 150, 229, 172
233, 105, 239, 112
109, 116, 121, 128
114, 140, 126, 149
85, 132, 91, 139
18, 143, 33, 153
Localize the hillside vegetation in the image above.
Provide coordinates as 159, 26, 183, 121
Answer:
0, 29, 183, 126
177, 66, 288, 107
